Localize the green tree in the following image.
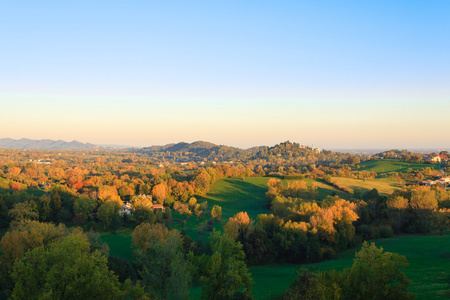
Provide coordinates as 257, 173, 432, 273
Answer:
211, 205, 222, 222
8, 202, 39, 226
11, 233, 122, 300
341, 241, 414, 300
200, 231, 253, 300
386, 196, 409, 234
283, 267, 341, 300
433, 208, 450, 236
137, 233, 192, 299
73, 196, 96, 223
97, 201, 120, 230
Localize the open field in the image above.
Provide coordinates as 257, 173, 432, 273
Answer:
282, 178, 351, 200
101, 228, 134, 260
331, 176, 401, 196
358, 159, 440, 176
199, 177, 270, 221
249, 232, 450, 300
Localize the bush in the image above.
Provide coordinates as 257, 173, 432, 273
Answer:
379, 225, 394, 238
369, 225, 380, 239
357, 224, 371, 241
319, 247, 336, 260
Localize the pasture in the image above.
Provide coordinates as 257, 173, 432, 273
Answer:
249, 233, 450, 300
358, 159, 440, 176
331, 176, 401, 196
199, 177, 270, 220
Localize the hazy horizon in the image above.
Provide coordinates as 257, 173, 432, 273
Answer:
1, 1, 449, 149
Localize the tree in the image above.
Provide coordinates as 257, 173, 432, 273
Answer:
433, 209, 450, 236
283, 267, 340, 300
97, 201, 120, 230
8, 202, 39, 226
200, 231, 253, 299
137, 232, 192, 299
73, 196, 96, 223
130, 195, 155, 224
152, 183, 167, 204
386, 196, 409, 234
98, 185, 122, 204
132, 223, 178, 252
224, 211, 255, 241
341, 241, 414, 300
11, 233, 122, 300
211, 205, 222, 222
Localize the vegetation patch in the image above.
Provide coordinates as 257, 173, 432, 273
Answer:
282, 178, 351, 200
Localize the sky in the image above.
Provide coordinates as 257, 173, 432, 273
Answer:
1, 1, 449, 149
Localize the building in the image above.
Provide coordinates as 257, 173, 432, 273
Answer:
431, 156, 442, 163
152, 203, 165, 210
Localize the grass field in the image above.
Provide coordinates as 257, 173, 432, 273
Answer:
249, 233, 450, 300
358, 159, 440, 176
331, 176, 401, 196
101, 228, 134, 260
282, 178, 351, 200
199, 177, 270, 221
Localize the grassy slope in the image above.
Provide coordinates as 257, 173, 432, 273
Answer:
358, 159, 440, 176
101, 228, 134, 260
331, 176, 400, 195
250, 233, 450, 300
199, 177, 270, 221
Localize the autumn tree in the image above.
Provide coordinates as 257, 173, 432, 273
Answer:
224, 211, 255, 241
152, 183, 167, 204
130, 195, 155, 224
132, 223, 179, 253
98, 185, 122, 204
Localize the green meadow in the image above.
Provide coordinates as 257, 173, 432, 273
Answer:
331, 176, 401, 196
198, 177, 270, 220
358, 159, 440, 176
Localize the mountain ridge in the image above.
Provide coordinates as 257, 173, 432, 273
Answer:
0, 138, 97, 150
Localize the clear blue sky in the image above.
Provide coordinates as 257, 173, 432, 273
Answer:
1, 1, 449, 149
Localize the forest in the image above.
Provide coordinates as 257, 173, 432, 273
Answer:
0, 142, 449, 299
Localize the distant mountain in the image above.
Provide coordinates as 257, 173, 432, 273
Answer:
0, 138, 97, 150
